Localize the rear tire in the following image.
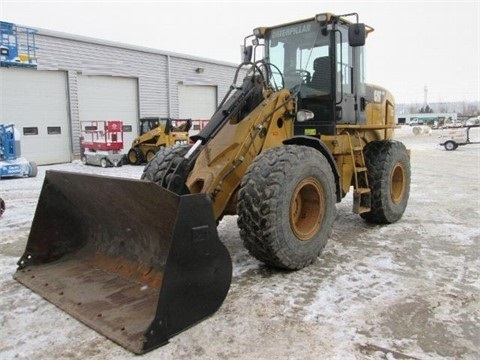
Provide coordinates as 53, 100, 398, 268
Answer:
146, 149, 157, 162
28, 162, 38, 177
237, 145, 336, 270
444, 141, 457, 151
142, 145, 192, 185
360, 140, 410, 224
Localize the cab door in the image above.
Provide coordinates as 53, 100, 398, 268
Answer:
335, 26, 357, 124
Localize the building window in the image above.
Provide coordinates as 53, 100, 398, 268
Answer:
23, 127, 38, 135
47, 126, 62, 135
123, 125, 132, 132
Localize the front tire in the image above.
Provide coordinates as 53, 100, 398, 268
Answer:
128, 147, 144, 165
142, 145, 192, 185
361, 140, 411, 224
237, 145, 336, 270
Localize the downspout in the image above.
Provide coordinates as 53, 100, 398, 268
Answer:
167, 55, 171, 117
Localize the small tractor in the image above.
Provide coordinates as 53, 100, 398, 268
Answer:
80, 120, 124, 167
127, 117, 191, 165
0, 123, 37, 178
15, 12, 410, 354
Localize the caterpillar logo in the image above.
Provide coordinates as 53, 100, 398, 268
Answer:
271, 24, 312, 39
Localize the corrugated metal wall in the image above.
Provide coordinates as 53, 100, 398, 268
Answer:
31, 29, 240, 156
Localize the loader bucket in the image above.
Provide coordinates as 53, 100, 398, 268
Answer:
14, 170, 232, 354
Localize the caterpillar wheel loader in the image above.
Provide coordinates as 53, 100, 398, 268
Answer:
14, 12, 410, 354
127, 117, 191, 165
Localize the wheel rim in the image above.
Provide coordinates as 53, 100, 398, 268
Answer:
290, 177, 324, 241
146, 151, 155, 162
128, 150, 137, 163
446, 142, 454, 150
390, 163, 406, 204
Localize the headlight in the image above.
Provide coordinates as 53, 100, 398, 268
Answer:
296, 110, 315, 122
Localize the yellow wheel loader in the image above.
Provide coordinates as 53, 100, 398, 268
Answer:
127, 117, 191, 164
15, 12, 410, 354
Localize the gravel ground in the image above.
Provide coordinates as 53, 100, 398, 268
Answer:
0, 126, 479, 360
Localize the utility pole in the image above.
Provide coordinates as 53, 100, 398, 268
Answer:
424, 85, 428, 107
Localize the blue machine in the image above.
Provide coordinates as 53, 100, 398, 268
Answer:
0, 21, 37, 68
0, 124, 37, 178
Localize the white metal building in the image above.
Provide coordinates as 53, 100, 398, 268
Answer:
0, 22, 240, 165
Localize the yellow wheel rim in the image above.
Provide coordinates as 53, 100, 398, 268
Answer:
390, 163, 406, 204
290, 177, 325, 241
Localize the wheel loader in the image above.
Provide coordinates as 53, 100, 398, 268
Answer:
127, 117, 191, 164
14, 12, 410, 354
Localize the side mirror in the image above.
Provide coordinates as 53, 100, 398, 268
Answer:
243, 45, 253, 63
348, 23, 366, 47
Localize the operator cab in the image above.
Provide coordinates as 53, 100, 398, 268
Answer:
139, 117, 173, 135
250, 13, 369, 136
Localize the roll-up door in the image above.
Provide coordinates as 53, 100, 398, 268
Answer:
0, 68, 70, 165
178, 84, 216, 120
77, 75, 138, 152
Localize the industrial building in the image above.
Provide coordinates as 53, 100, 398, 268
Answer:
0, 21, 240, 165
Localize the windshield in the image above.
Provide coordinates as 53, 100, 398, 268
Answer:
265, 20, 330, 90
140, 118, 168, 135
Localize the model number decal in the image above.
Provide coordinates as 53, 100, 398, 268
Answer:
373, 89, 385, 103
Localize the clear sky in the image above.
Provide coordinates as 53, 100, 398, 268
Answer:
1, 0, 479, 104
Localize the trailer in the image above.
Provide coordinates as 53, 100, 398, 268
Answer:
80, 120, 124, 167
439, 125, 480, 151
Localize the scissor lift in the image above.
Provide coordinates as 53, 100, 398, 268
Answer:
0, 21, 37, 68
80, 120, 124, 167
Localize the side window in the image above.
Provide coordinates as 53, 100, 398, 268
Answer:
336, 26, 353, 94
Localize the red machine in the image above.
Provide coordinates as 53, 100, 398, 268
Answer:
80, 120, 124, 167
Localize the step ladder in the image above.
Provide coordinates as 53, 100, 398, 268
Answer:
347, 133, 371, 214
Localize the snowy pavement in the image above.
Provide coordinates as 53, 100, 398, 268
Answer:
0, 126, 479, 359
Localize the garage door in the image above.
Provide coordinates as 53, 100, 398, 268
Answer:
77, 75, 138, 152
0, 68, 70, 165
178, 84, 216, 119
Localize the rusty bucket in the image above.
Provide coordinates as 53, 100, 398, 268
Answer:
14, 171, 232, 354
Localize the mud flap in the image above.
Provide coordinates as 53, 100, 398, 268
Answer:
14, 171, 232, 354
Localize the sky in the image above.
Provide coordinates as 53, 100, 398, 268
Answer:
0, 0, 479, 105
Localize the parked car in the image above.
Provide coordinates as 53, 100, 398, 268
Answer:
466, 117, 480, 126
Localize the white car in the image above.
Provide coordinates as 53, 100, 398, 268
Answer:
466, 117, 480, 126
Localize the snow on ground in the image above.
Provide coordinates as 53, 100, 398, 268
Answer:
0, 126, 479, 359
